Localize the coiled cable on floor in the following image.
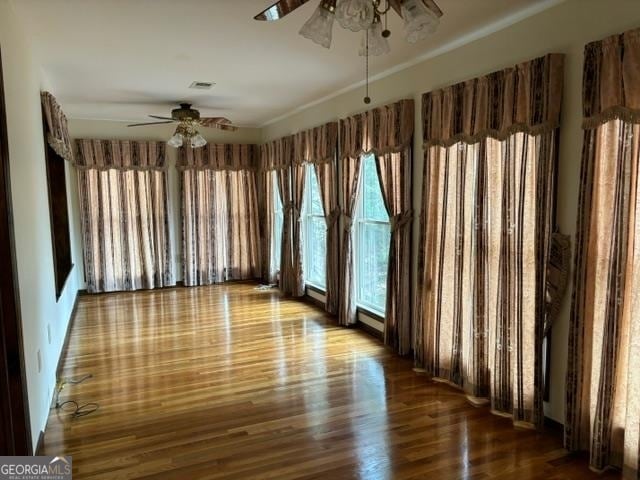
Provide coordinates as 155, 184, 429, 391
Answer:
55, 374, 99, 417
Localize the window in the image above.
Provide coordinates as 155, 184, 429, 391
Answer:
271, 171, 284, 279
355, 154, 390, 314
302, 164, 326, 289
42, 120, 73, 299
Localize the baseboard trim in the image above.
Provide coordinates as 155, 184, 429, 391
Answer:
356, 320, 384, 341
37, 288, 83, 455
35, 429, 44, 456
544, 415, 564, 433
303, 293, 326, 311
56, 290, 80, 377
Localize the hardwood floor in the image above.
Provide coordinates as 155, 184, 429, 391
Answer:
42, 283, 617, 479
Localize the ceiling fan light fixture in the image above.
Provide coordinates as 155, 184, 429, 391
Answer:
190, 133, 207, 149
335, 0, 375, 32
299, 0, 336, 49
359, 16, 390, 56
167, 132, 184, 148
401, 0, 439, 44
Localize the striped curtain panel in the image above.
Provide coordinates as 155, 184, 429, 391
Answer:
75, 140, 174, 293
565, 29, 640, 477
179, 145, 261, 286
290, 162, 306, 297
376, 147, 413, 355
415, 54, 564, 428
294, 122, 339, 312
339, 99, 414, 333
260, 138, 298, 295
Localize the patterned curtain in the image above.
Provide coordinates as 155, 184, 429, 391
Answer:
294, 122, 339, 312
565, 29, 640, 477
339, 99, 414, 328
260, 137, 295, 294
258, 170, 277, 284
75, 140, 174, 293
315, 160, 340, 314
290, 163, 306, 297
376, 148, 413, 355
179, 144, 260, 286
415, 54, 564, 428
41, 92, 73, 162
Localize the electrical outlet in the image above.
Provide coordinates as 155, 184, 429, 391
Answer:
37, 349, 42, 373
47, 324, 52, 344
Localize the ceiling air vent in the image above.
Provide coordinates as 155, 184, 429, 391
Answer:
189, 81, 215, 90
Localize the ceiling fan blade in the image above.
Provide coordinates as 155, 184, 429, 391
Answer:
199, 117, 232, 128
200, 122, 239, 132
254, 0, 312, 21
127, 121, 175, 127
389, 0, 443, 18
149, 115, 176, 121
215, 124, 239, 132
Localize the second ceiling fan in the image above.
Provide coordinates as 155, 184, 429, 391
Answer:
128, 103, 238, 148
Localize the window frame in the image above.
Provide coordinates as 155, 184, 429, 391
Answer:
42, 114, 73, 300
354, 154, 390, 316
302, 163, 327, 291
271, 171, 284, 279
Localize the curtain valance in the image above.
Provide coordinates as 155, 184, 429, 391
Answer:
259, 136, 294, 171
583, 28, 640, 128
41, 92, 74, 162
177, 144, 258, 171
422, 54, 564, 147
293, 122, 338, 165
340, 99, 414, 159
75, 139, 167, 171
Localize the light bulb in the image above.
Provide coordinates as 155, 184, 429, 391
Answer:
401, 0, 439, 44
190, 133, 207, 149
167, 133, 183, 148
359, 18, 390, 56
299, 2, 336, 48
335, 0, 374, 32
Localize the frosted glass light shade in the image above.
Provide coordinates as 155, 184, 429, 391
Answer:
335, 0, 374, 32
190, 134, 207, 148
167, 133, 183, 148
359, 21, 390, 56
299, 4, 335, 48
401, 0, 439, 44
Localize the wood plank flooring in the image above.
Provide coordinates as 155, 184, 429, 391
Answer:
42, 283, 618, 479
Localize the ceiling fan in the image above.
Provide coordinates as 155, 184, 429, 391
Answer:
254, 0, 442, 103
128, 103, 238, 148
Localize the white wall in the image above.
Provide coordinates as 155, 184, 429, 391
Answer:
67, 119, 263, 286
262, 0, 640, 423
0, 0, 82, 451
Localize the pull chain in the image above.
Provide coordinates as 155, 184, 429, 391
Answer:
364, 28, 371, 104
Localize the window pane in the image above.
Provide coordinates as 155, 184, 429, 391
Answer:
356, 154, 390, 314
303, 165, 327, 289
272, 171, 283, 276
357, 222, 390, 312
308, 166, 324, 215
361, 154, 388, 221
306, 217, 326, 287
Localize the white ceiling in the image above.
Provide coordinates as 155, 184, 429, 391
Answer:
12, 0, 559, 127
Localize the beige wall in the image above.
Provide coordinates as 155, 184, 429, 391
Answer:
67, 119, 263, 286
262, 0, 640, 422
0, 0, 82, 450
